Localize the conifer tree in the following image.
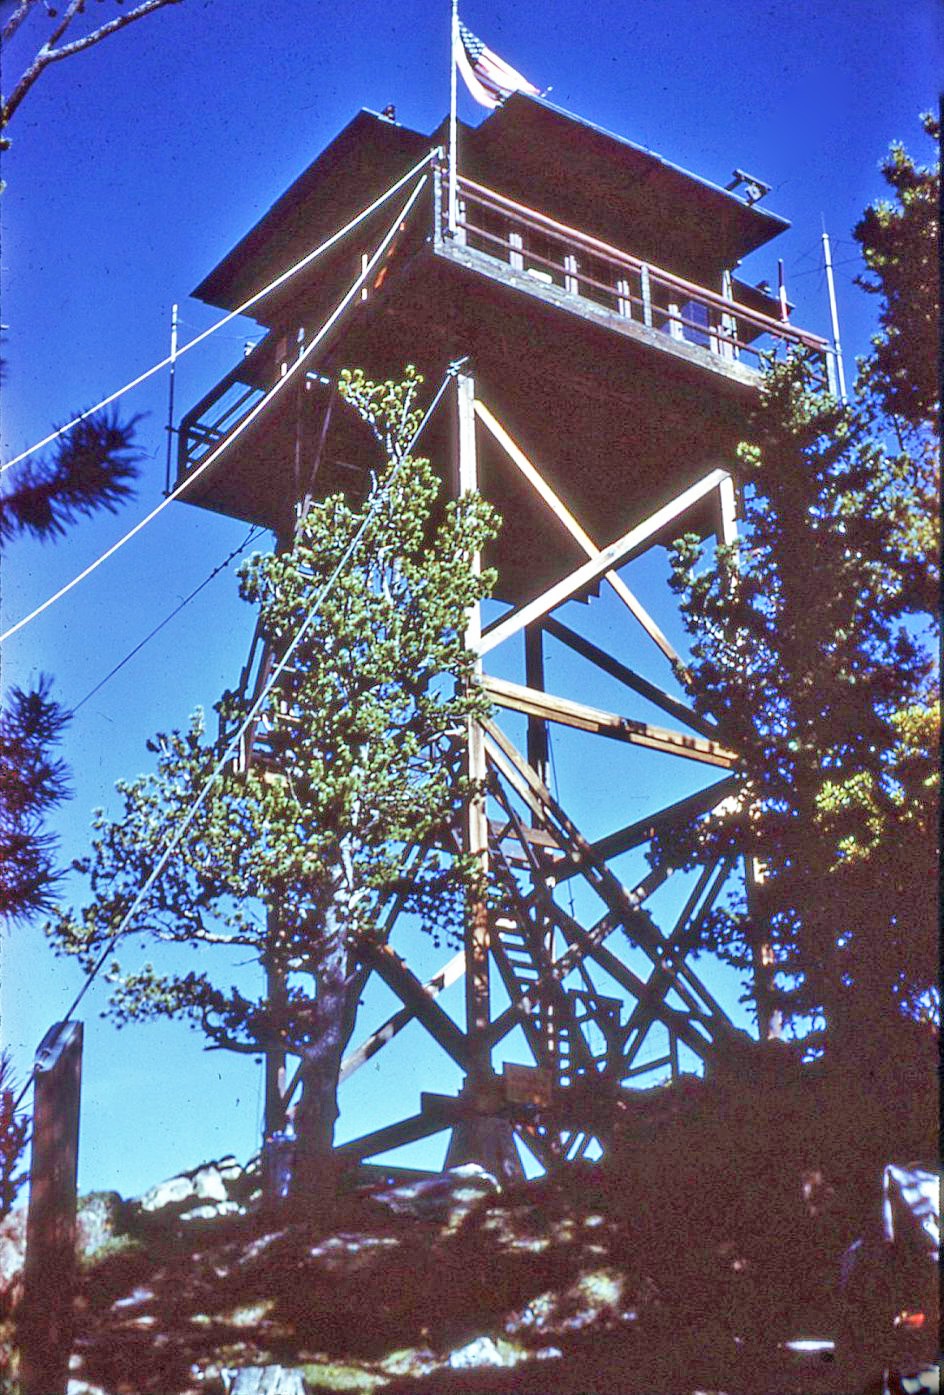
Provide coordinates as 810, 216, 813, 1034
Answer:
50, 370, 498, 1199
0, 409, 141, 923
659, 121, 939, 1054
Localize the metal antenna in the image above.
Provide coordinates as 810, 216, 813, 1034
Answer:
821, 224, 847, 401
164, 302, 179, 495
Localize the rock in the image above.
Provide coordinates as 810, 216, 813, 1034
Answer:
371, 1163, 500, 1225
78, 1191, 128, 1256
506, 1266, 632, 1339
137, 1155, 245, 1217
0, 1205, 26, 1312
447, 1335, 522, 1370
229, 1367, 308, 1394
180, 1199, 244, 1223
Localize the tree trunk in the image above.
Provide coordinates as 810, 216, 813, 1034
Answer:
291, 888, 359, 1214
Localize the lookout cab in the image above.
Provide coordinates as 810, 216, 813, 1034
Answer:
176, 96, 827, 605
175, 97, 829, 1176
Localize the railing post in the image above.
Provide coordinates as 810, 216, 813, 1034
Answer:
20, 1022, 83, 1395
720, 271, 738, 362
639, 264, 653, 327
616, 276, 632, 319
429, 162, 440, 249
564, 253, 579, 296
508, 228, 524, 272
455, 195, 467, 248
667, 300, 684, 342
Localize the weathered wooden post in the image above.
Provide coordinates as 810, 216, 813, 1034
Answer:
19, 1020, 83, 1395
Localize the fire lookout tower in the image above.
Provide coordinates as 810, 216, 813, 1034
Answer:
175, 96, 830, 1176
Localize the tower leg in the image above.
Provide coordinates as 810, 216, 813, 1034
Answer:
444, 1111, 524, 1183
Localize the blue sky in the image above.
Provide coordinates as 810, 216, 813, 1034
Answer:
1, 0, 939, 1197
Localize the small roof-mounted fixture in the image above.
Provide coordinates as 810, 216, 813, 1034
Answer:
726, 169, 772, 206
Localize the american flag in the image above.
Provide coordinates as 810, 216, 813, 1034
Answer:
455, 19, 540, 109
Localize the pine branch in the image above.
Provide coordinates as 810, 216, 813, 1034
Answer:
0, 407, 141, 544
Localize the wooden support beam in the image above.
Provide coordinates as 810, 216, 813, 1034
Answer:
359, 942, 472, 1072
20, 1022, 83, 1395
477, 468, 730, 657
482, 674, 738, 769
482, 720, 732, 1053
473, 398, 684, 668
458, 370, 491, 1075
621, 860, 732, 1066
339, 950, 466, 1083
524, 624, 550, 787
489, 818, 560, 853
334, 1107, 452, 1162
572, 774, 741, 875
542, 615, 718, 739
714, 480, 781, 1040
486, 764, 714, 1063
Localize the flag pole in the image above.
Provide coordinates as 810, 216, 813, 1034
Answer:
448, 0, 458, 235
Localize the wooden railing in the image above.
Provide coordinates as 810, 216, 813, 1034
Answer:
445, 172, 830, 381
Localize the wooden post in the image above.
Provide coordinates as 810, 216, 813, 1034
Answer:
457, 369, 491, 1071
616, 276, 632, 319
717, 480, 780, 1042
524, 625, 550, 787
20, 1021, 83, 1395
639, 264, 653, 327
720, 270, 738, 362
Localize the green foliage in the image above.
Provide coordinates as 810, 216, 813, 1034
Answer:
50, 369, 498, 1152
0, 676, 70, 924
0, 408, 141, 924
660, 122, 939, 1050
0, 1051, 29, 1220
0, 408, 141, 545
854, 113, 939, 430
662, 354, 937, 1043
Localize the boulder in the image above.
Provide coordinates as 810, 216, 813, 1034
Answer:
0, 1205, 26, 1314
136, 1155, 244, 1218
180, 1199, 244, 1223
78, 1191, 128, 1257
506, 1266, 634, 1339
371, 1163, 500, 1226
447, 1335, 523, 1370
228, 1367, 308, 1394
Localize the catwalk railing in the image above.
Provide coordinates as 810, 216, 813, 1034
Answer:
178, 168, 834, 483
446, 171, 832, 382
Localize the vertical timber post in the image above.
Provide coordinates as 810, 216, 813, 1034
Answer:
524, 624, 550, 786
445, 372, 522, 1181
20, 1021, 83, 1395
457, 368, 491, 1070
524, 623, 556, 1064
718, 476, 780, 1042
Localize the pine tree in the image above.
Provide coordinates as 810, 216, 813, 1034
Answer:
50, 370, 498, 1201
659, 121, 939, 1055
0, 408, 142, 924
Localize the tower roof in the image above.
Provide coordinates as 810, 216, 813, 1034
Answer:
194, 97, 789, 314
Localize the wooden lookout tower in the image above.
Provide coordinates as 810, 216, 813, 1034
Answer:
175, 96, 830, 1175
